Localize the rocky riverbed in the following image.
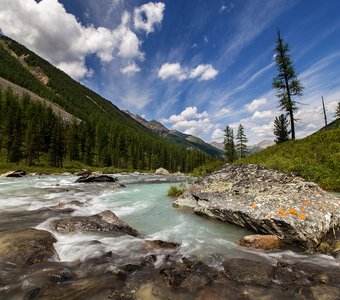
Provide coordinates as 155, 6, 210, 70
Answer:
174, 164, 340, 250
0, 172, 339, 299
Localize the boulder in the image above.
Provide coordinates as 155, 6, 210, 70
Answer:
0, 228, 57, 266
51, 210, 139, 236
238, 234, 283, 250
173, 164, 340, 249
75, 174, 117, 183
160, 257, 216, 293
1, 169, 27, 177
155, 168, 170, 175
143, 240, 180, 250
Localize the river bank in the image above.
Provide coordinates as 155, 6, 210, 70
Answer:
0, 173, 339, 299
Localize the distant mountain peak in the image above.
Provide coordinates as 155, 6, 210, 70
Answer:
125, 111, 223, 157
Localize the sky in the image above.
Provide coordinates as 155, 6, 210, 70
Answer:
0, 0, 340, 145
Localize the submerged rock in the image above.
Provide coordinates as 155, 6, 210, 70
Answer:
75, 174, 117, 183
238, 234, 283, 250
0, 228, 57, 266
155, 168, 169, 175
173, 164, 340, 249
51, 210, 139, 236
143, 240, 180, 250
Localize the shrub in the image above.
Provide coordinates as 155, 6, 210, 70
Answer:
167, 183, 187, 197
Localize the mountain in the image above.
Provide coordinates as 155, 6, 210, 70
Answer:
247, 140, 275, 154
210, 141, 224, 150
125, 111, 224, 158
0, 35, 215, 171
209, 139, 275, 154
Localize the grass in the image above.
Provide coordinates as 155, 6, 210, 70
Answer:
191, 160, 225, 177
0, 150, 148, 175
167, 183, 187, 197
238, 128, 340, 191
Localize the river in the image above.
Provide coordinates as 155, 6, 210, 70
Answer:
0, 174, 339, 299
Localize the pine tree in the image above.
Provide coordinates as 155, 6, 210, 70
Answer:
236, 124, 248, 158
273, 114, 290, 144
273, 31, 303, 140
334, 102, 340, 120
48, 116, 65, 167
224, 125, 237, 162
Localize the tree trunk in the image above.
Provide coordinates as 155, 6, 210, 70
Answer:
289, 109, 295, 140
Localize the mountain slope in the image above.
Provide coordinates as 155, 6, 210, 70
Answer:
238, 128, 340, 191
0, 35, 215, 171
210, 139, 275, 154
125, 111, 224, 157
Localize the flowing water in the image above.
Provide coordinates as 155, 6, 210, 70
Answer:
0, 174, 339, 299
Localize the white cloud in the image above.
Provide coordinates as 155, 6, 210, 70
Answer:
158, 63, 218, 81
189, 64, 219, 81
245, 98, 267, 111
251, 110, 274, 120
164, 106, 213, 136
219, 2, 234, 13
212, 128, 224, 140
215, 107, 231, 117
120, 63, 141, 75
134, 2, 165, 34
158, 63, 187, 81
0, 0, 162, 79
203, 35, 208, 43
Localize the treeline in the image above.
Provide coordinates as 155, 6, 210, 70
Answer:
0, 87, 212, 172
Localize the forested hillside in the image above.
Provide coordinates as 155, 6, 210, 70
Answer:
0, 36, 215, 172
125, 111, 224, 157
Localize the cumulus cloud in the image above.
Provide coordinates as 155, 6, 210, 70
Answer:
215, 107, 231, 117
0, 0, 163, 79
251, 110, 274, 120
245, 98, 267, 111
164, 106, 213, 136
211, 128, 224, 140
120, 63, 141, 75
158, 63, 218, 81
134, 2, 165, 34
158, 63, 187, 81
189, 64, 219, 81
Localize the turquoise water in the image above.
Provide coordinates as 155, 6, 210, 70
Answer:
0, 174, 339, 267
0, 175, 250, 264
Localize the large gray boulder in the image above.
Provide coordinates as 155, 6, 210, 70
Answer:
173, 164, 340, 249
155, 168, 170, 175
51, 210, 138, 236
75, 174, 117, 183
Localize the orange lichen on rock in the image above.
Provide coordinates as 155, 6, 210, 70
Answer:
297, 214, 306, 220
278, 209, 287, 216
288, 208, 297, 215
251, 203, 257, 209
300, 207, 305, 212
303, 201, 311, 205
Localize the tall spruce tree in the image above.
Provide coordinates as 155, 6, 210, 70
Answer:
236, 124, 248, 158
224, 125, 237, 162
334, 102, 340, 119
273, 31, 303, 140
273, 114, 290, 144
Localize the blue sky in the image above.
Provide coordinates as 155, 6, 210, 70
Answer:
1, 0, 340, 144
